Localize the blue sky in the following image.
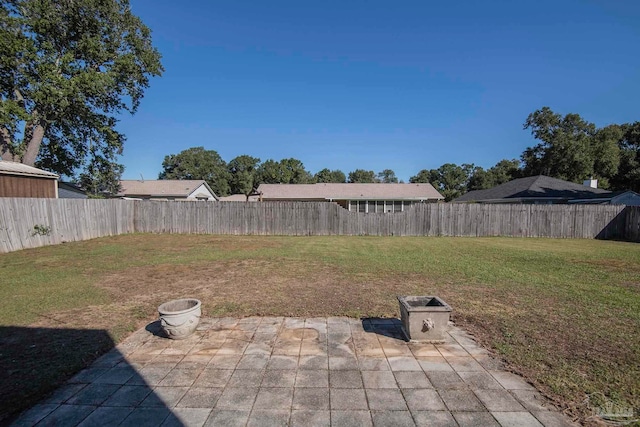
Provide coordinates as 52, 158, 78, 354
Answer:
119, 0, 640, 182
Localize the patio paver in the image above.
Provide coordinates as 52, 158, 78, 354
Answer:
10, 317, 577, 426
290, 410, 330, 427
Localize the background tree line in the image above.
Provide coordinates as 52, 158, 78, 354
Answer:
158, 147, 403, 199
409, 108, 640, 200
159, 107, 640, 201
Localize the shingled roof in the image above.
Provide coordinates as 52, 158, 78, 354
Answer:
454, 175, 610, 203
117, 180, 217, 198
257, 183, 444, 201
0, 161, 58, 179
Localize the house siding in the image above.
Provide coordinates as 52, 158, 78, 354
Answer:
0, 175, 57, 198
187, 183, 217, 201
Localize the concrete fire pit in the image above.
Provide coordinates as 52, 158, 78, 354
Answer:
398, 296, 452, 342
158, 298, 201, 340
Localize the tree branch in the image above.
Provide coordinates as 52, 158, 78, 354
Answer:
1, 127, 17, 161
22, 118, 46, 166
13, 88, 25, 106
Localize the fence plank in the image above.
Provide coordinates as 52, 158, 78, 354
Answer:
0, 198, 637, 253
625, 206, 640, 242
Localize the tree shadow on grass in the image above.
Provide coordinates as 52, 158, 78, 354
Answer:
0, 326, 177, 426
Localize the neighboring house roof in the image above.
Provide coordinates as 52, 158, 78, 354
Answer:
0, 161, 58, 179
568, 190, 640, 206
117, 180, 218, 200
219, 194, 259, 201
257, 183, 444, 201
58, 182, 88, 199
454, 175, 610, 203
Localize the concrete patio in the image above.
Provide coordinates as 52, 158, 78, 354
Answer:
12, 317, 576, 426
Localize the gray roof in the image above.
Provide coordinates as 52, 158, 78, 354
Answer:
0, 161, 58, 179
454, 175, 610, 203
117, 180, 217, 198
568, 190, 640, 205
257, 183, 444, 201
58, 182, 88, 199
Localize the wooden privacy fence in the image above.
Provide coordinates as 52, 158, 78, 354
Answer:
0, 198, 135, 253
1, 198, 638, 253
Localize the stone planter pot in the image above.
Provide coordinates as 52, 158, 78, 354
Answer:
158, 298, 202, 340
398, 296, 452, 343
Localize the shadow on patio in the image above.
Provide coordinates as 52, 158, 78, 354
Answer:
1, 326, 176, 426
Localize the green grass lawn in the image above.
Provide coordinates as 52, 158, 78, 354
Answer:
1, 234, 639, 424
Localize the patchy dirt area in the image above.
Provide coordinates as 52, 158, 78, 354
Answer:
35, 259, 433, 329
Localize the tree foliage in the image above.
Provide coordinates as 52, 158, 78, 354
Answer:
0, 0, 163, 192
410, 163, 474, 201
408, 169, 430, 184
377, 169, 398, 183
78, 152, 124, 197
280, 158, 313, 184
521, 107, 619, 187
348, 169, 376, 183
467, 159, 520, 191
257, 158, 313, 184
610, 122, 640, 192
314, 168, 346, 183
159, 147, 230, 196
228, 155, 260, 197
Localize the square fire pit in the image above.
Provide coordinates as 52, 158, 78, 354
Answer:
397, 296, 452, 342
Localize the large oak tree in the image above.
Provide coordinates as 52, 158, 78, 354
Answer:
0, 0, 162, 192
521, 107, 620, 188
228, 154, 260, 199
